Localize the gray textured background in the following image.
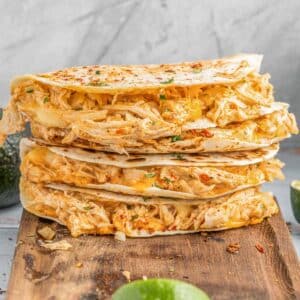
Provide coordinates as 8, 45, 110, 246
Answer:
0, 0, 299, 145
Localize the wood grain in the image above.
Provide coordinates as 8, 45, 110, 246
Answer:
6, 209, 300, 300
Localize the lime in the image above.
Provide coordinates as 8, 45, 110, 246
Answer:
291, 180, 300, 223
112, 278, 210, 300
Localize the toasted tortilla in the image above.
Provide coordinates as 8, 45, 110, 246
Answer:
21, 138, 279, 167
20, 138, 284, 200
20, 178, 278, 237
12, 54, 262, 93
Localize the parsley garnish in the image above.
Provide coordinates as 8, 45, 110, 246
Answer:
95, 70, 101, 75
145, 173, 156, 178
142, 196, 151, 201
160, 78, 174, 84
171, 135, 182, 142
26, 88, 34, 93
153, 182, 163, 189
159, 94, 166, 100
172, 153, 184, 160
43, 97, 49, 103
163, 177, 172, 183
83, 206, 91, 211
87, 82, 108, 87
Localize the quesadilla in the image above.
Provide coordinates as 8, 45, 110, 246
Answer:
20, 138, 284, 200
1, 54, 297, 153
20, 178, 278, 237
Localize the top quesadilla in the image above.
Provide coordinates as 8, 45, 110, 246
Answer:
1, 54, 297, 153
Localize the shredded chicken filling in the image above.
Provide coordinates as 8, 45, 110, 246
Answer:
21, 179, 278, 237
28, 108, 298, 154
21, 147, 284, 198
0, 73, 275, 141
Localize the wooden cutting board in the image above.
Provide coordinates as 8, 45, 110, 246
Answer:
6, 210, 300, 300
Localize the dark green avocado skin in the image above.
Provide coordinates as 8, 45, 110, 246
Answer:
0, 109, 27, 208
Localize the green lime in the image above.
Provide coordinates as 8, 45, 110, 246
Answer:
291, 180, 300, 223
112, 278, 210, 300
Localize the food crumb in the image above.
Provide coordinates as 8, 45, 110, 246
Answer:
122, 270, 131, 282
115, 231, 126, 242
38, 239, 72, 251
37, 226, 56, 240
16, 240, 24, 247
226, 243, 240, 254
255, 243, 265, 254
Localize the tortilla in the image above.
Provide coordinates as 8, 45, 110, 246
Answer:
2, 54, 291, 150
12, 54, 262, 92
20, 178, 278, 237
21, 138, 280, 167
20, 138, 284, 200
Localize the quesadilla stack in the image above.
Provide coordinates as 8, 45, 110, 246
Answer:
0, 54, 298, 237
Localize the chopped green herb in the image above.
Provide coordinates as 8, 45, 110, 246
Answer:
163, 177, 172, 183
171, 135, 182, 142
172, 153, 184, 160
87, 82, 108, 87
83, 206, 91, 211
160, 78, 174, 84
26, 88, 34, 93
150, 120, 156, 126
145, 173, 156, 178
153, 182, 163, 189
95, 70, 101, 75
142, 196, 151, 201
43, 97, 49, 103
159, 94, 166, 100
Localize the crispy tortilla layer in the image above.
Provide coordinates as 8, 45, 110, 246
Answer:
20, 179, 278, 237
12, 54, 263, 92
21, 139, 280, 167
29, 108, 297, 154
21, 145, 284, 199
